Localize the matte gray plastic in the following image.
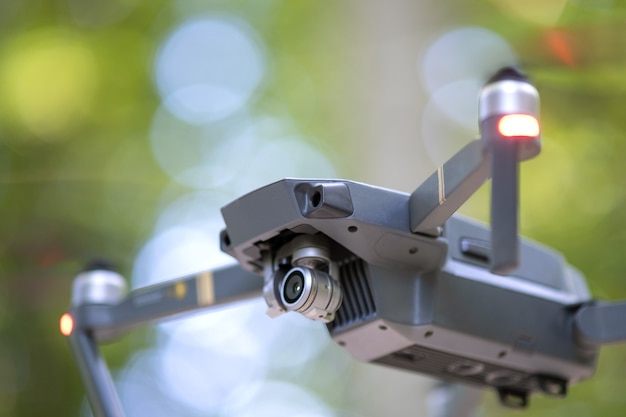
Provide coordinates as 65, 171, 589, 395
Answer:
221, 179, 448, 273
410, 140, 489, 234
68, 330, 125, 417
575, 301, 626, 346
73, 265, 262, 342
489, 137, 520, 274
327, 216, 596, 403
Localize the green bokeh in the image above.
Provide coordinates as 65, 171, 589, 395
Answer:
1, 1, 626, 416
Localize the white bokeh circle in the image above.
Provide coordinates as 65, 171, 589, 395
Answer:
154, 17, 266, 124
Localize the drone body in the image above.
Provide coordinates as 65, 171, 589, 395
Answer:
62, 68, 626, 416
220, 178, 594, 408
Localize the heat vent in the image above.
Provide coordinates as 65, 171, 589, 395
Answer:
329, 258, 376, 330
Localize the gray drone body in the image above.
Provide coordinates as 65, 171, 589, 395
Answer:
63, 68, 626, 417
220, 178, 595, 407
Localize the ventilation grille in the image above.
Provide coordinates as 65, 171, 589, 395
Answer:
329, 258, 376, 331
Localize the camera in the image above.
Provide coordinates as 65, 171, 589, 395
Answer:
279, 266, 342, 322
261, 234, 343, 323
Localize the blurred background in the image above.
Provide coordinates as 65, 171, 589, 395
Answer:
1, 0, 626, 416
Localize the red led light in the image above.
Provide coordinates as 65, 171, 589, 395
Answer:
60, 313, 74, 336
498, 114, 540, 138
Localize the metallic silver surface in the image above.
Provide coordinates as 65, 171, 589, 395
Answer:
479, 79, 539, 119
72, 270, 127, 306
291, 234, 331, 269
279, 266, 342, 322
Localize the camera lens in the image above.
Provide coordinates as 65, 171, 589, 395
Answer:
279, 266, 342, 322
283, 270, 305, 304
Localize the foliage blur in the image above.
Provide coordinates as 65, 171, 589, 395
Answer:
1, 0, 626, 416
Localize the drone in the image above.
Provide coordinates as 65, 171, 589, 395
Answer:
60, 67, 626, 417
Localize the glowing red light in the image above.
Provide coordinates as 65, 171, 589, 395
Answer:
498, 114, 540, 138
60, 313, 74, 336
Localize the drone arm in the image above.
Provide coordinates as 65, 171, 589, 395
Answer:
479, 69, 541, 275
64, 265, 263, 417
574, 301, 626, 346
72, 265, 263, 341
409, 139, 490, 235
488, 135, 520, 274
67, 329, 125, 417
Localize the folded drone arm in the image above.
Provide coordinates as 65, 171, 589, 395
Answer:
411, 68, 540, 276
71, 265, 263, 342
66, 329, 125, 417
574, 301, 626, 347
63, 265, 264, 417
409, 139, 489, 236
